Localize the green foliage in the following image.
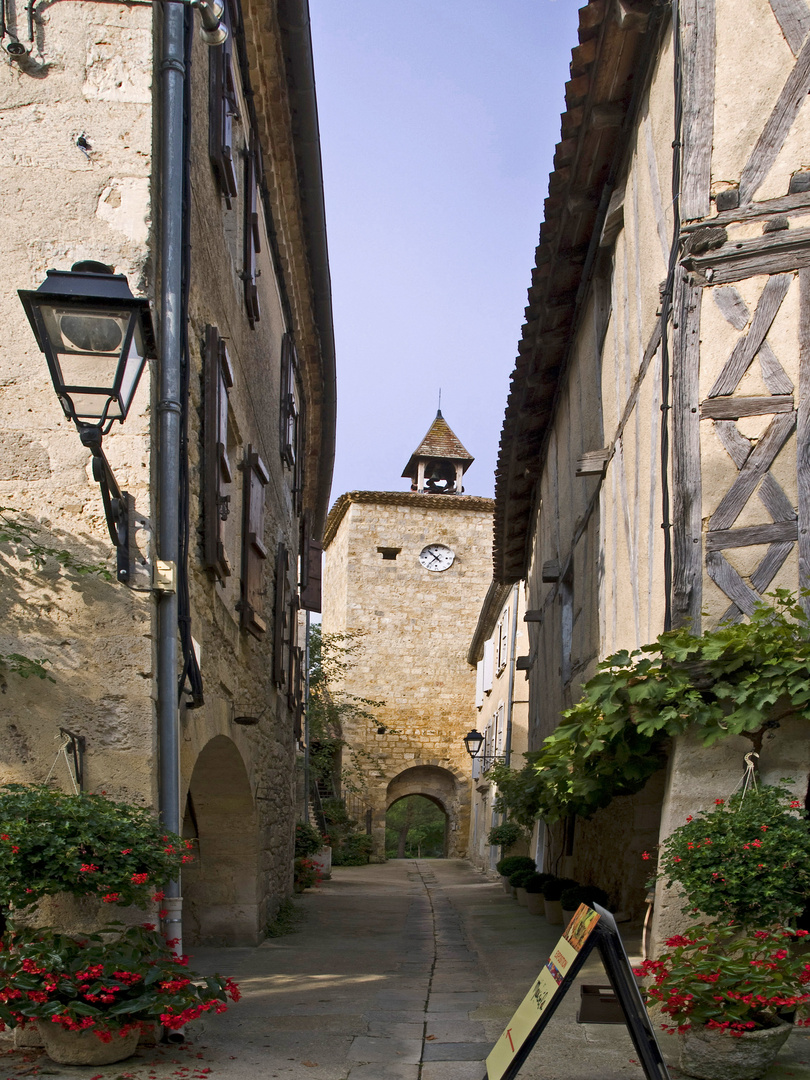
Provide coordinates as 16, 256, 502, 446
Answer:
294, 821, 323, 858
495, 855, 535, 878
541, 877, 579, 902
332, 834, 372, 866
524, 872, 553, 895
0, 922, 239, 1035
492, 592, 810, 824
385, 796, 446, 858
635, 922, 810, 1033
508, 867, 537, 888
0, 784, 190, 913
266, 897, 305, 938
658, 784, 810, 928
486, 821, 526, 849
560, 884, 609, 911
0, 653, 53, 683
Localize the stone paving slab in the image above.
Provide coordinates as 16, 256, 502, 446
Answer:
421, 1062, 487, 1080
422, 1041, 490, 1061
348, 1035, 422, 1062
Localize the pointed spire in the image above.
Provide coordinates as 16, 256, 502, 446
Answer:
402, 412, 473, 494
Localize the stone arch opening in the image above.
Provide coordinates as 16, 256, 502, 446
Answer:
386, 793, 448, 858
385, 765, 461, 858
181, 734, 260, 946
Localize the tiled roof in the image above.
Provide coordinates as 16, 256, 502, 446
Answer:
493, 0, 663, 583
402, 411, 474, 479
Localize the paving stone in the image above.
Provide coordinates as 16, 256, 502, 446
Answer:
348, 1035, 422, 1063
428, 992, 487, 1012
425, 1018, 488, 1042
366, 1021, 425, 1038
421, 1062, 489, 1080
422, 1041, 490, 1061
347, 1064, 420, 1080
366, 1009, 428, 1025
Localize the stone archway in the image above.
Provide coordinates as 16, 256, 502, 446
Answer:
181, 735, 260, 946
380, 765, 465, 859
386, 793, 449, 857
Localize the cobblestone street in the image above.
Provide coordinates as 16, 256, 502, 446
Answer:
5, 861, 810, 1080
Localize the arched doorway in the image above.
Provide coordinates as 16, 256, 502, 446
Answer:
181, 735, 260, 946
383, 764, 463, 859
386, 794, 448, 857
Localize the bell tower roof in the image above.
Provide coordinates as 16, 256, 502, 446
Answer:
401, 411, 474, 494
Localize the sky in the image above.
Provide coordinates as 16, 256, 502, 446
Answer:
308, 1, 582, 505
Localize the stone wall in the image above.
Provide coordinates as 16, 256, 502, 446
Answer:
323, 492, 494, 860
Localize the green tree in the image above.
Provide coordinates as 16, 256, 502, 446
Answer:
385, 796, 446, 858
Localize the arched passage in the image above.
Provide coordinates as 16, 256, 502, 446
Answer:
386, 794, 448, 857
382, 765, 463, 859
181, 735, 260, 946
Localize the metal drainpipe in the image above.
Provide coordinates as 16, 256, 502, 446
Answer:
157, 0, 185, 955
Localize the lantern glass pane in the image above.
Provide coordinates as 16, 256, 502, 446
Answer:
118, 329, 147, 416
39, 304, 132, 389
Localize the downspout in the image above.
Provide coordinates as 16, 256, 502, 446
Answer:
156, 0, 186, 953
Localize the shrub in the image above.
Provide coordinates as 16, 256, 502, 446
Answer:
486, 822, 526, 848
0, 923, 239, 1038
657, 783, 810, 927
495, 855, 535, 878
508, 867, 537, 889
333, 834, 372, 866
560, 884, 609, 911
293, 857, 320, 891
294, 822, 323, 858
524, 873, 553, 895
635, 922, 810, 1034
0, 784, 191, 914
542, 877, 579, 902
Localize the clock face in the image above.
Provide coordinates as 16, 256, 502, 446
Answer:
419, 543, 455, 572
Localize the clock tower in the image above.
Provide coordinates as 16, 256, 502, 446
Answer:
321, 415, 494, 860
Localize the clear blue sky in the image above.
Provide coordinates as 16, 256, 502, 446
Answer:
309, 1, 581, 503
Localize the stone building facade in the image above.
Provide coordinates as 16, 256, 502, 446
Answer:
0, 0, 334, 945
492, 0, 810, 936
465, 581, 530, 873
321, 416, 493, 860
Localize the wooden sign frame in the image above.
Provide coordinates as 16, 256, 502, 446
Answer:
483, 904, 670, 1080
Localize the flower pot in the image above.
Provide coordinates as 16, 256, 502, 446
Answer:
501, 875, 512, 894
36, 1021, 140, 1066
678, 1021, 792, 1080
516, 886, 528, 907
544, 899, 563, 925
562, 908, 576, 924
312, 845, 332, 880
526, 893, 545, 916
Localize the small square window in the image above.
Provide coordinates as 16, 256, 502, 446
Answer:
377, 546, 401, 561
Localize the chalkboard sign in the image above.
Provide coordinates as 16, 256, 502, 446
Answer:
484, 904, 670, 1080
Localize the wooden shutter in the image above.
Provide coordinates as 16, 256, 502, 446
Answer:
272, 542, 288, 686
243, 142, 261, 326
208, 9, 239, 204
300, 529, 322, 613
279, 333, 299, 466
239, 446, 269, 637
203, 325, 234, 581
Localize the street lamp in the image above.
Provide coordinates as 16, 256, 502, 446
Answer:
18, 261, 157, 584
463, 728, 505, 771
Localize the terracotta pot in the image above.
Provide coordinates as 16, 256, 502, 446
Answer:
526, 893, 545, 916
678, 1020, 792, 1080
544, 899, 563, 925
36, 1021, 140, 1066
516, 886, 528, 907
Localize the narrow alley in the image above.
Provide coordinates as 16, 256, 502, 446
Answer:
6, 861, 810, 1080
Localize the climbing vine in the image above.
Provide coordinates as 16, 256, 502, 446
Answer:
490, 591, 810, 825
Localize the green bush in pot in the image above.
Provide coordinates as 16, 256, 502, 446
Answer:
508, 867, 538, 889
495, 855, 535, 879
560, 884, 609, 911
541, 877, 578, 902
524, 873, 553, 895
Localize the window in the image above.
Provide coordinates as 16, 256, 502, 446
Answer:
203, 325, 234, 581
272, 542, 288, 687
243, 140, 261, 325
475, 661, 484, 709
377, 546, 400, 561
239, 445, 269, 637
482, 640, 494, 693
300, 514, 323, 613
497, 611, 509, 671
208, 3, 239, 204
280, 332, 305, 511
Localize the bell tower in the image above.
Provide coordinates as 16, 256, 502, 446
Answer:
401, 410, 474, 494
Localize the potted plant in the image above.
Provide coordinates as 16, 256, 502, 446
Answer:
495, 855, 535, 895
657, 783, 810, 928
293, 857, 321, 893
635, 922, 810, 1079
486, 821, 526, 850
508, 866, 537, 907
296, 821, 331, 880
0, 922, 240, 1065
541, 877, 578, 925
524, 872, 552, 917
560, 884, 609, 923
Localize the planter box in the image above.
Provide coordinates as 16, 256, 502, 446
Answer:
526, 893, 545, 916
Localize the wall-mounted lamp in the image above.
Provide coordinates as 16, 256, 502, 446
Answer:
18, 261, 156, 584
463, 728, 504, 771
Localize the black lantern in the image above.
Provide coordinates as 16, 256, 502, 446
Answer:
463, 728, 485, 759
18, 263, 156, 585
18, 262, 156, 434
